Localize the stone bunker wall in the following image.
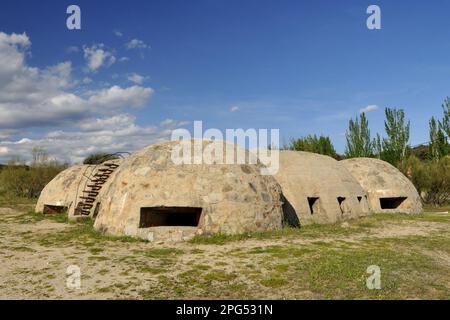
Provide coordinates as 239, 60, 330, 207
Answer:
274, 151, 370, 226
36, 159, 122, 219
36, 141, 423, 242
341, 158, 422, 214
93, 140, 284, 242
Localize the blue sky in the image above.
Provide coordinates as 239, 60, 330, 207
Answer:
0, 0, 449, 163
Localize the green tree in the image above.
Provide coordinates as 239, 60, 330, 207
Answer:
31, 146, 49, 166
0, 149, 66, 199
440, 97, 450, 139
288, 135, 338, 159
373, 133, 383, 159
83, 152, 119, 165
429, 117, 448, 161
382, 108, 410, 165
345, 112, 373, 158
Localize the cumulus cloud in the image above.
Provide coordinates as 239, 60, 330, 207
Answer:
126, 39, 149, 50
230, 105, 240, 112
83, 44, 116, 72
66, 45, 79, 53
113, 30, 123, 37
87, 85, 153, 110
127, 73, 145, 84
0, 32, 154, 129
0, 116, 185, 164
0, 31, 185, 164
359, 104, 379, 113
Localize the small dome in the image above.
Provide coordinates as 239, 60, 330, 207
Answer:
341, 158, 422, 214
36, 159, 122, 219
275, 151, 370, 225
36, 165, 94, 216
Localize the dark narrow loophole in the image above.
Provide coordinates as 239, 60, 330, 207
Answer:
337, 197, 346, 214
307, 197, 320, 215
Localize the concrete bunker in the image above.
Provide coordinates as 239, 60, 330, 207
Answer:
36, 159, 123, 219
341, 158, 422, 214
274, 151, 370, 225
36, 165, 94, 217
93, 140, 284, 242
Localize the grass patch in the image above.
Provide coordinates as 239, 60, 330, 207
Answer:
27, 217, 144, 247
260, 275, 288, 288
13, 210, 69, 224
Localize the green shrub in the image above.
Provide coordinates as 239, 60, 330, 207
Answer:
83, 153, 119, 165
0, 163, 66, 199
287, 135, 339, 159
399, 156, 450, 206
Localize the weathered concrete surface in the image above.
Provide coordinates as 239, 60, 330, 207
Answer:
274, 151, 370, 226
94, 140, 284, 242
36, 165, 96, 217
341, 158, 423, 214
36, 159, 123, 219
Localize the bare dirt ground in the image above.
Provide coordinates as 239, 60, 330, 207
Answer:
0, 204, 449, 300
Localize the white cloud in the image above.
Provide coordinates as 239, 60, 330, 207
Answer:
127, 73, 145, 84
0, 32, 31, 78
0, 31, 184, 165
0, 32, 154, 129
230, 105, 240, 112
359, 104, 379, 113
126, 39, 149, 50
119, 57, 130, 62
87, 85, 153, 109
83, 44, 116, 72
82, 77, 92, 84
0, 32, 30, 48
160, 119, 176, 127
66, 46, 79, 53
114, 30, 123, 37
0, 116, 185, 164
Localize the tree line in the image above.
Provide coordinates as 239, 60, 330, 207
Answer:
287, 98, 450, 206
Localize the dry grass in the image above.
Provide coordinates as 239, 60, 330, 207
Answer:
0, 201, 449, 300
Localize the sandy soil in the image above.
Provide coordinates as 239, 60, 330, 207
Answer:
0, 205, 449, 299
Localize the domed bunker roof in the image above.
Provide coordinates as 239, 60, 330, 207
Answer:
36, 159, 122, 219
93, 140, 284, 242
341, 158, 422, 214
36, 165, 95, 216
274, 151, 370, 226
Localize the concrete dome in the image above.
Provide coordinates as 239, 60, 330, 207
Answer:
36, 159, 122, 219
341, 158, 422, 214
36, 165, 95, 216
94, 140, 284, 242
274, 151, 370, 226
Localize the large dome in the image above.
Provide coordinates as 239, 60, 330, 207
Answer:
94, 140, 284, 242
341, 158, 422, 214
274, 151, 370, 225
